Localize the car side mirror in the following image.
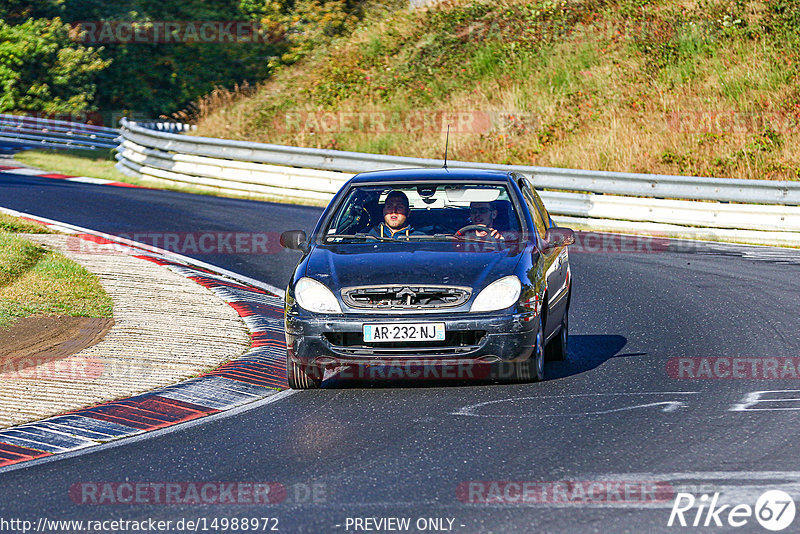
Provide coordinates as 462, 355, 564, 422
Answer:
280, 230, 307, 251
544, 228, 575, 251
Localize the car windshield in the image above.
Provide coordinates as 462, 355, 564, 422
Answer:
322, 183, 521, 243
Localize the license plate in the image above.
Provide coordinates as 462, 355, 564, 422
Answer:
363, 323, 446, 343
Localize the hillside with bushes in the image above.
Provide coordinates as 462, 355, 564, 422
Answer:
191, 0, 800, 181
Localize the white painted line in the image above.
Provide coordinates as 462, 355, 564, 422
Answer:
451, 392, 699, 417
67, 176, 114, 185
157, 377, 269, 410
32, 421, 123, 441
2, 167, 48, 176
730, 390, 800, 411
0, 433, 70, 453
37, 415, 137, 438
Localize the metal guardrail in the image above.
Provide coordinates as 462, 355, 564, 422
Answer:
0, 113, 119, 150
118, 119, 800, 205
131, 122, 196, 134
115, 118, 800, 246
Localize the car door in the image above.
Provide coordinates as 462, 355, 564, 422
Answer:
532, 186, 570, 327
516, 176, 567, 340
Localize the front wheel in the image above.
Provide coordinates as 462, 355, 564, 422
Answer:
546, 309, 568, 362
529, 315, 546, 381
501, 315, 545, 383
286, 357, 322, 389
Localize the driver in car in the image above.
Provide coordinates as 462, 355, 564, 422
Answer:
369, 190, 420, 240
456, 201, 504, 240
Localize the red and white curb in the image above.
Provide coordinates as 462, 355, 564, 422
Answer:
0, 208, 288, 470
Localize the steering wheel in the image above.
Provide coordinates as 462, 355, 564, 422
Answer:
356, 205, 371, 229
454, 224, 501, 242
340, 204, 372, 233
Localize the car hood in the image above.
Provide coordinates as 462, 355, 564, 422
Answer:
303, 242, 524, 290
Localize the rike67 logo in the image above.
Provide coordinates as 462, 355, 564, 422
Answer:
668, 491, 796, 531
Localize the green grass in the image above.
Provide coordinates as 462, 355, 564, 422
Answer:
0, 212, 53, 234
14, 148, 129, 183
0, 223, 113, 329
13, 147, 329, 207
0, 232, 45, 288
471, 44, 505, 78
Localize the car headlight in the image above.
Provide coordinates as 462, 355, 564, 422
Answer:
470, 275, 522, 312
294, 277, 342, 313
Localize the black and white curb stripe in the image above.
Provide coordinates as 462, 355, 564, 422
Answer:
0, 211, 288, 469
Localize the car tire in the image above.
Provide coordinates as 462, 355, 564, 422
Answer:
546, 309, 568, 362
506, 314, 545, 383
529, 314, 546, 381
286, 358, 322, 389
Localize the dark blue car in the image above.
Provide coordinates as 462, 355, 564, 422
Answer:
280, 168, 574, 388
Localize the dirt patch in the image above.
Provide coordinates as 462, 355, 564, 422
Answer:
0, 316, 114, 364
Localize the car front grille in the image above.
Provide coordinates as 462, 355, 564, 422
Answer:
341, 285, 471, 310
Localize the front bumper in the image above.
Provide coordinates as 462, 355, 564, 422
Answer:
285, 308, 539, 368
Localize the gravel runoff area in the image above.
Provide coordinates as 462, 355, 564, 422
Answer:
0, 234, 251, 428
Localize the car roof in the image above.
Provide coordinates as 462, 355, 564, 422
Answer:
348, 167, 513, 184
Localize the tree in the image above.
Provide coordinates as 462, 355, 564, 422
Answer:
0, 17, 110, 113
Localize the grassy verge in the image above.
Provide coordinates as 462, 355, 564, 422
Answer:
0, 212, 53, 234
0, 219, 113, 329
13, 148, 131, 183
12, 148, 329, 206
190, 0, 800, 181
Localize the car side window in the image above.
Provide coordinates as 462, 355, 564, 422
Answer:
530, 189, 552, 229
519, 181, 547, 241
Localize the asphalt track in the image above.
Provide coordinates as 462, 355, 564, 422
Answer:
3, 171, 800, 533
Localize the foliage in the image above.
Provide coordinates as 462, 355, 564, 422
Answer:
0, 17, 109, 113
304, 0, 612, 107
240, 0, 364, 67
60, 0, 279, 117
0, 0, 62, 24
0, 0, 365, 117
623, 0, 752, 77
762, 0, 800, 49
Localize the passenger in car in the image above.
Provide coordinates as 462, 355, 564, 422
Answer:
368, 190, 421, 239
457, 201, 505, 240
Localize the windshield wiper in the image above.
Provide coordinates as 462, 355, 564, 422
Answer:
403, 234, 454, 240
